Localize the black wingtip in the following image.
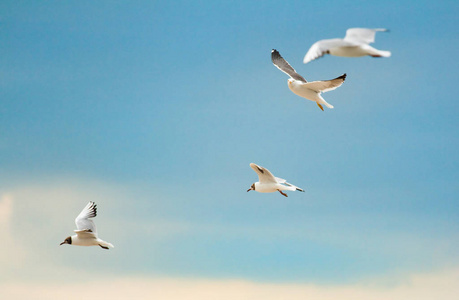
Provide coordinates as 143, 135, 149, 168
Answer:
90, 202, 98, 217
271, 49, 281, 62
339, 73, 347, 81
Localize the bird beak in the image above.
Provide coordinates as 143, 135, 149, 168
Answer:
247, 188, 252, 192
60, 241, 65, 245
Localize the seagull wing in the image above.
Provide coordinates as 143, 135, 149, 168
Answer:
276, 177, 304, 192
250, 163, 277, 184
271, 49, 307, 82
75, 201, 97, 234
284, 181, 304, 192
344, 28, 388, 44
275, 177, 287, 184
303, 41, 329, 64
304, 74, 346, 93
303, 39, 354, 64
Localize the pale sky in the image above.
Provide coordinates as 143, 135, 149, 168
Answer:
1, 0, 458, 299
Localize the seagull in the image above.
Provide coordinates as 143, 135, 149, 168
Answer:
271, 49, 346, 111
60, 202, 114, 250
303, 28, 391, 64
247, 163, 304, 197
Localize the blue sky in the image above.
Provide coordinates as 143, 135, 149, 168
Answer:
1, 0, 458, 298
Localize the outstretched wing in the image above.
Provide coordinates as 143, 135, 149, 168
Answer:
276, 177, 304, 192
303, 39, 354, 64
250, 163, 277, 184
271, 49, 307, 82
344, 28, 388, 44
284, 181, 304, 192
275, 177, 287, 184
75, 201, 97, 234
304, 74, 346, 93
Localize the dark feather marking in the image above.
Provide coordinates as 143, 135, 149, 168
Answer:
271, 49, 307, 83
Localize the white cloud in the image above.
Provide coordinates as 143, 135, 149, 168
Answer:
1, 176, 458, 299
0, 195, 26, 269
0, 177, 192, 281
0, 180, 123, 280
0, 194, 13, 226
0, 267, 458, 300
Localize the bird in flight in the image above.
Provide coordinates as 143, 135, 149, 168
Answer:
303, 28, 391, 64
60, 202, 114, 250
272, 49, 346, 111
247, 163, 304, 197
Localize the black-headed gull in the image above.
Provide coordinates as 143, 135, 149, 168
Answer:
60, 202, 114, 250
247, 163, 304, 197
272, 49, 346, 111
303, 28, 391, 64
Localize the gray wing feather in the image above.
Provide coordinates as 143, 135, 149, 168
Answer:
271, 49, 307, 82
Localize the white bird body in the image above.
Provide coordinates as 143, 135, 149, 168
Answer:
329, 43, 382, 57
60, 202, 114, 250
69, 232, 113, 248
303, 28, 391, 64
271, 49, 346, 110
247, 163, 304, 197
288, 79, 334, 109
253, 181, 298, 193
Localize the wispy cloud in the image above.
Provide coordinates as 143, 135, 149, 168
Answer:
1, 268, 458, 300
2, 177, 458, 284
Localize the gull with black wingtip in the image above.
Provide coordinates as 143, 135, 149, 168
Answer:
60, 201, 114, 250
271, 49, 346, 111
247, 163, 304, 197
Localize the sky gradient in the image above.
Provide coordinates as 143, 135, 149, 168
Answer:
1, 1, 458, 299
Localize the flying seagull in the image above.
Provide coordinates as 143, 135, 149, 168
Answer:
60, 202, 114, 250
271, 49, 346, 111
247, 163, 304, 197
303, 28, 391, 64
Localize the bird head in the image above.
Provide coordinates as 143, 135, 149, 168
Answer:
288, 78, 294, 85
247, 183, 255, 192
60, 236, 72, 246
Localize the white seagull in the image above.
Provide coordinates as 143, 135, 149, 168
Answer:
247, 163, 304, 197
60, 202, 114, 250
272, 49, 346, 111
303, 28, 391, 64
